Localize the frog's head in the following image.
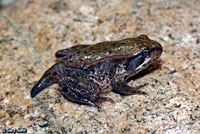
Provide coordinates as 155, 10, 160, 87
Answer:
125, 35, 163, 77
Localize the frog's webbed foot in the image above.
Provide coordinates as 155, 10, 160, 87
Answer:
61, 88, 101, 109
112, 80, 147, 95
55, 45, 90, 58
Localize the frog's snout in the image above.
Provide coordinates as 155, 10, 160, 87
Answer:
155, 43, 163, 58
150, 41, 163, 60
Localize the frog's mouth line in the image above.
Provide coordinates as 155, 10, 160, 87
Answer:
125, 49, 162, 81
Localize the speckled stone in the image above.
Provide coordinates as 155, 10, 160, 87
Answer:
0, 0, 200, 133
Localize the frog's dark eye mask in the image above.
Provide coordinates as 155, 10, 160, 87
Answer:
126, 45, 162, 76
126, 49, 150, 72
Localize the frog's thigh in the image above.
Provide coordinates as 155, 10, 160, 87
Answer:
62, 88, 98, 107
55, 44, 90, 58
112, 80, 147, 95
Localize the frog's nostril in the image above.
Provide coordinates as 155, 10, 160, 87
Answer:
156, 44, 163, 56
159, 45, 163, 52
152, 44, 163, 59
152, 43, 163, 52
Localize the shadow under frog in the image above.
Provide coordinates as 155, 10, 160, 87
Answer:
31, 35, 163, 108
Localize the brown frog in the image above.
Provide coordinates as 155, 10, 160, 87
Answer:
31, 35, 162, 108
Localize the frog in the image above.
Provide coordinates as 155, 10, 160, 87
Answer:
31, 35, 163, 108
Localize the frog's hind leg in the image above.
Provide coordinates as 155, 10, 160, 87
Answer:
31, 62, 65, 98
61, 87, 101, 108
112, 80, 147, 95
55, 45, 90, 58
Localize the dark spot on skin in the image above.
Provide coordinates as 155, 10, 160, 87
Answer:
69, 56, 73, 62
90, 47, 96, 51
104, 48, 108, 51
79, 57, 84, 62
136, 42, 140, 45
53, 72, 57, 76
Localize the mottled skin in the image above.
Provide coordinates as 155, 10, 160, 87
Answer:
31, 35, 163, 108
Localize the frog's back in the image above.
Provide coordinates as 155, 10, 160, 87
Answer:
62, 35, 161, 69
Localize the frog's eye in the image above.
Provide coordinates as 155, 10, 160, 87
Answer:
109, 50, 113, 54
142, 49, 149, 57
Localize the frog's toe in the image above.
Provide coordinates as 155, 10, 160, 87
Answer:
132, 83, 148, 95
112, 80, 148, 95
136, 90, 147, 95
95, 97, 115, 105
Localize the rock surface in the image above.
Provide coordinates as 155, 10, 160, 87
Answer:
0, 0, 200, 133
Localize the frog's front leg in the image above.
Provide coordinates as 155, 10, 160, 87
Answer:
112, 80, 147, 95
